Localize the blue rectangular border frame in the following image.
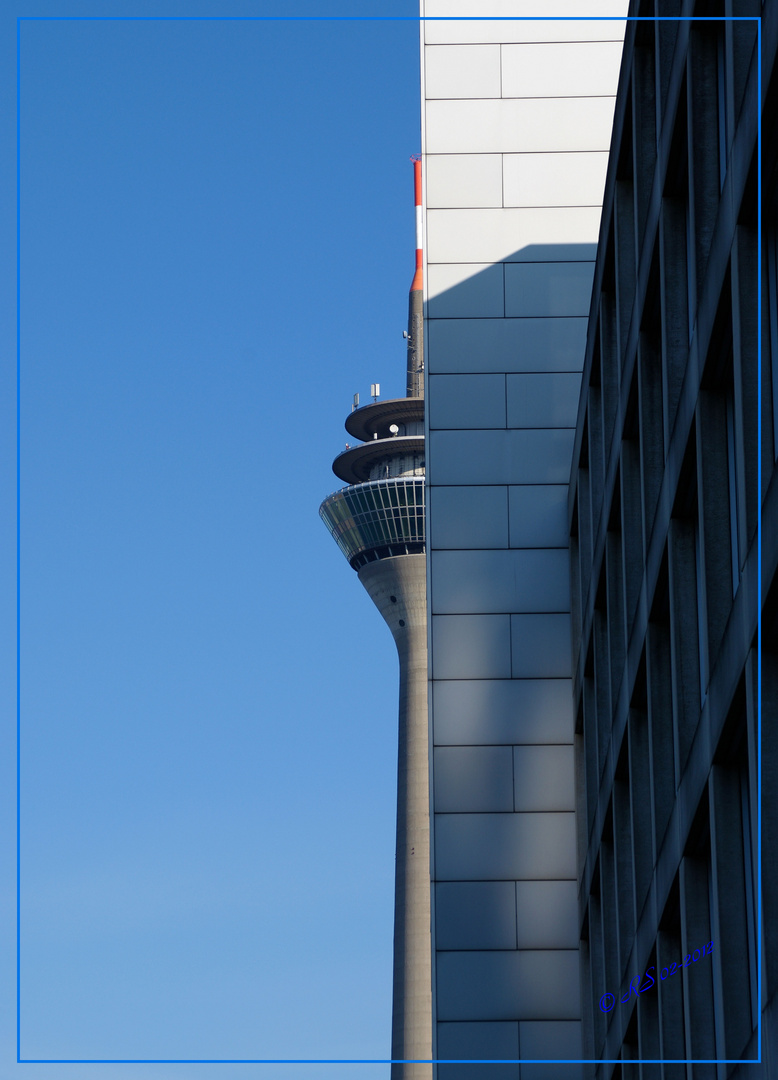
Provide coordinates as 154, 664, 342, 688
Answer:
15, 10, 760, 1071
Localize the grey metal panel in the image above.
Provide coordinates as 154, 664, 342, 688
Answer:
513, 745, 576, 812
431, 614, 512, 680
424, 44, 501, 99
434, 746, 514, 813
427, 318, 588, 375
435, 950, 581, 1021
519, 1021, 584, 1079
431, 549, 571, 614
427, 263, 504, 319
437, 1021, 519, 1080
519, 1019, 583, 1059
435, 881, 518, 950
515, 881, 579, 949
518, 1028, 579, 1080
520, 1061, 584, 1080
432, 679, 575, 746
430, 486, 509, 549
508, 486, 569, 548
511, 614, 572, 678
504, 262, 595, 318
428, 374, 506, 430
506, 373, 582, 430
426, 154, 503, 209
429, 430, 576, 486
434, 812, 577, 880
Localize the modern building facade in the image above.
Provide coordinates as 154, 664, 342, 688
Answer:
569, 3, 773, 1077
322, 3, 772, 1075
417, 2, 771, 1076
419, 4, 627, 1077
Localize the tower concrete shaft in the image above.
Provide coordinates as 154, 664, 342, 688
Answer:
358, 555, 431, 1080
319, 159, 431, 1080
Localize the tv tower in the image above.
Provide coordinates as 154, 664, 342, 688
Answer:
319, 159, 431, 1080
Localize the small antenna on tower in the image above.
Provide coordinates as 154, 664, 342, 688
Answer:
371, 383, 380, 402
352, 392, 359, 412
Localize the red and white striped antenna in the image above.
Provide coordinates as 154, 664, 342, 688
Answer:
406, 155, 424, 398
410, 154, 423, 293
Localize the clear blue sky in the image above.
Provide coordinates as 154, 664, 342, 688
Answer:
3, 2, 421, 1076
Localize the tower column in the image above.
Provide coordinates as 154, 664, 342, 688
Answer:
358, 554, 432, 1080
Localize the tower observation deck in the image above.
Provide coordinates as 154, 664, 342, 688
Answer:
319, 160, 431, 1080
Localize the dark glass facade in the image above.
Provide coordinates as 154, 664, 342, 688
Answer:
569, 4, 774, 1075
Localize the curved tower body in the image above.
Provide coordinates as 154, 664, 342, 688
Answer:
319, 161, 431, 1080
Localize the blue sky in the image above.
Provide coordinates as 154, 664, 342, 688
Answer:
3, 2, 422, 1076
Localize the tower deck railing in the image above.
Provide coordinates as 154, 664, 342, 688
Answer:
319, 477, 425, 569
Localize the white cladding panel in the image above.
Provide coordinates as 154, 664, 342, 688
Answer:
435, 950, 581, 1020
520, 1022, 585, 1079
428, 429, 576, 485
431, 614, 512, 680
421, 2, 627, 1064
424, 43, 502, 98
431, 549, 571, 613
512, 745, 576, 811
510, 613, 573, 678
506, 372, 582, 429
428, 373, 507, 429
427, 317, 589, 374
432, 679, 575, 746
502, 152, 609, 208
501, 40, 625, 97
434, 746, 515, 812
426, 154, 503, 208
423, 7, 626, 46
434, 813, 577, 880
427, 262, 504, 317
504, 261, 596, 318
437, 1022, 519, 1080
508, 485, 569, 548
515, 881, 579, 948
429, 485, 510, 548
426, 207, 601, 263
425, 97, 618, 154
436, 881, 518, 949
424, 266, 598, 326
